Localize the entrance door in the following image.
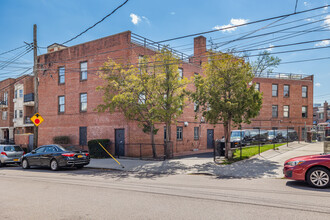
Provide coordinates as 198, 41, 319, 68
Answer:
79, 127, 87, 146
207, 129, 214, 149
115, 129, 125, 156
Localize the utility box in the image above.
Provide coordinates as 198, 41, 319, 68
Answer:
324, 136, 330, 153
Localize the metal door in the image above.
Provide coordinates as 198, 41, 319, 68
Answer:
207, 129, 214, 149
115, 129, 125, 156
79, 127, 87, 146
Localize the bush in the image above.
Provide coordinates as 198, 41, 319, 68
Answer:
53, 136, 70, 144
88, 139, 111, 158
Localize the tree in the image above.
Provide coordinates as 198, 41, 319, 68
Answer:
97, 58, 160, 158
97, 48, 189, 158
251, 51, 281, 76
192, 52, 262, 159
150, 48, 190, 158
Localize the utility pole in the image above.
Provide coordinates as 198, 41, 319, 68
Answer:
33, 24, 38, 149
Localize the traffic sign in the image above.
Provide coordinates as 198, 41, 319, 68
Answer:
30, 113, 44, 127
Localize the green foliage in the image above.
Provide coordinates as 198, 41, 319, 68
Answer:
192, 52, 262, 126
97, 48, 190, 158
87, 139, 111, 158
53, 136, 70, 144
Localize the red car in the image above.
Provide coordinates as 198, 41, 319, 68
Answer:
283, 153, 330, 188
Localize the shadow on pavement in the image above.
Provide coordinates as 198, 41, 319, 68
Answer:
285, 180, 330, 192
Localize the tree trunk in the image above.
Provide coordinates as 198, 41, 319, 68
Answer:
150, 124, 157, 158
165, 123, 172, 158
224, 119, 233, 159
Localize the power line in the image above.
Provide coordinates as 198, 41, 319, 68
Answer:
0, 47, 33, 71
280, 56, 330, 64
62, 0, 130, 45
0, 45, 29, 56
156, 4, 329, 44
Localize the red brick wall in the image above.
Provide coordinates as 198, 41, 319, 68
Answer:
36, 31, 313, 156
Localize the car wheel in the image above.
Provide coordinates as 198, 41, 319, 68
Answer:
50, 159, 59, 171
306, 167, 330, 188
0, 160, 2, 167
76, 165, 84, 169
22, 159, 30, 169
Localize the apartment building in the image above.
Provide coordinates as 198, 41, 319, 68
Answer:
36, 31, 313, 157
313, 101, 330, 124
0, 78, 15, 144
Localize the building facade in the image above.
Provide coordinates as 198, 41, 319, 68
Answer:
36, 31, 313, 157
313, 101, 330, 124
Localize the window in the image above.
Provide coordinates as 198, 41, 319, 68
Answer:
80, 62, 87, 81
138, 92, 146, 104
164, 126, 167, 141
194, 127, 199, 140
255, 83, 260, 92
19, 110, 23, 118
80, 93, 87, 112
177, 126, 183, 140
272, 105, 278, 118
19, 89, 23, 98
14, 110, 17, 119
2, 111, 7, 120
283, 105, 289, 118
319, 113, 324, 119
302, 86, 308, 98
58, 96, 65, 113
4, 92, 8, 105
284, 85, 290, 97
14, 90, 17, 99
178, 68, 183, 79
58, 66, 65, 84
272, 84, 278, 97
35, 147, 45, 153
302, 106, 307, 118
194, 101, 199, 112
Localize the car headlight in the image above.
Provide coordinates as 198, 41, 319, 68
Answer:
286, 160, 305, 166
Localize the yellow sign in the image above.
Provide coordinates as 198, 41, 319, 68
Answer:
30, 113, 44, 127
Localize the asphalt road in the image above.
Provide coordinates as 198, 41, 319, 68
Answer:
0, 165, 330, 220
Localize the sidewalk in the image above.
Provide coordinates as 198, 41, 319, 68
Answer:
86, 141, 324, 178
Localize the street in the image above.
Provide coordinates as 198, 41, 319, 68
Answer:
0, 165, 329, 220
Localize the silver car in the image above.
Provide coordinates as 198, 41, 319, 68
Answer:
0, 145, 25, 167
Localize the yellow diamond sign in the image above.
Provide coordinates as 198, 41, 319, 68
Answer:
30, 113, 44, 127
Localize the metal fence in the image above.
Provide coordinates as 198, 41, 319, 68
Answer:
121, 142, 174, 160
214, 124, 328, 161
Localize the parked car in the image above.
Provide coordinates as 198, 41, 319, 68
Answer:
223, 129, 269, 147
21, 145, 90, 171
0, 145, 25, 167
267, 130, 285, 143
283, 153, 330, 188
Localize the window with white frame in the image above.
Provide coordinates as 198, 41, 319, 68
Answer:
284, 85, 290, 97
272, 105, 278, 118
302, 106, 308, 118
177, 126, 183, 140
178, 68, 183, 79
58, 96, 65, 113
58, 66, 65, 84
80, 62, 87, 81
194, 127, 199, 140
283, 105, 289, 118
302, 86, 308, 98
272, 84, 278, 97
80, 93, 87, 112
2, 111, 7, 120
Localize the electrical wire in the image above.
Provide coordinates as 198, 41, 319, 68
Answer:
62, 0, 130, 45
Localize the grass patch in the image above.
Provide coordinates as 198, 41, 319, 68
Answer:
222, 143, 285, 164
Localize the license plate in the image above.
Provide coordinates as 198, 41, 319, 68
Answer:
13, 159, 19, 162
77, 155, 83, 158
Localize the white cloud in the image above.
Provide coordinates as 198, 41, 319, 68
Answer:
315, 82, 321, 87
324, 15, 330, 29
213, 18, 249, 33
142, 16, 150, 25
303, 2, 309, 7
315, 40, 330, 47
170, 12, 175, 15
266, 44, 274, 51
130, 13, 141, 25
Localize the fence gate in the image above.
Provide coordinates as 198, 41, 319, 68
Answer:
207, 129, 214, 149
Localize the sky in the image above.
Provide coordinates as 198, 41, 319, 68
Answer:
0, 0, 329, 103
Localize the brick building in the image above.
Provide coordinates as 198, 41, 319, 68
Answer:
313, 101, 330, 124
36, 31, 313, 157
0, 75, 35, 148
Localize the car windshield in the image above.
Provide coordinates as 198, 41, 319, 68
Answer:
56, 145, 84, 152
231, 131, 244, 138
4, 146, 23, 151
